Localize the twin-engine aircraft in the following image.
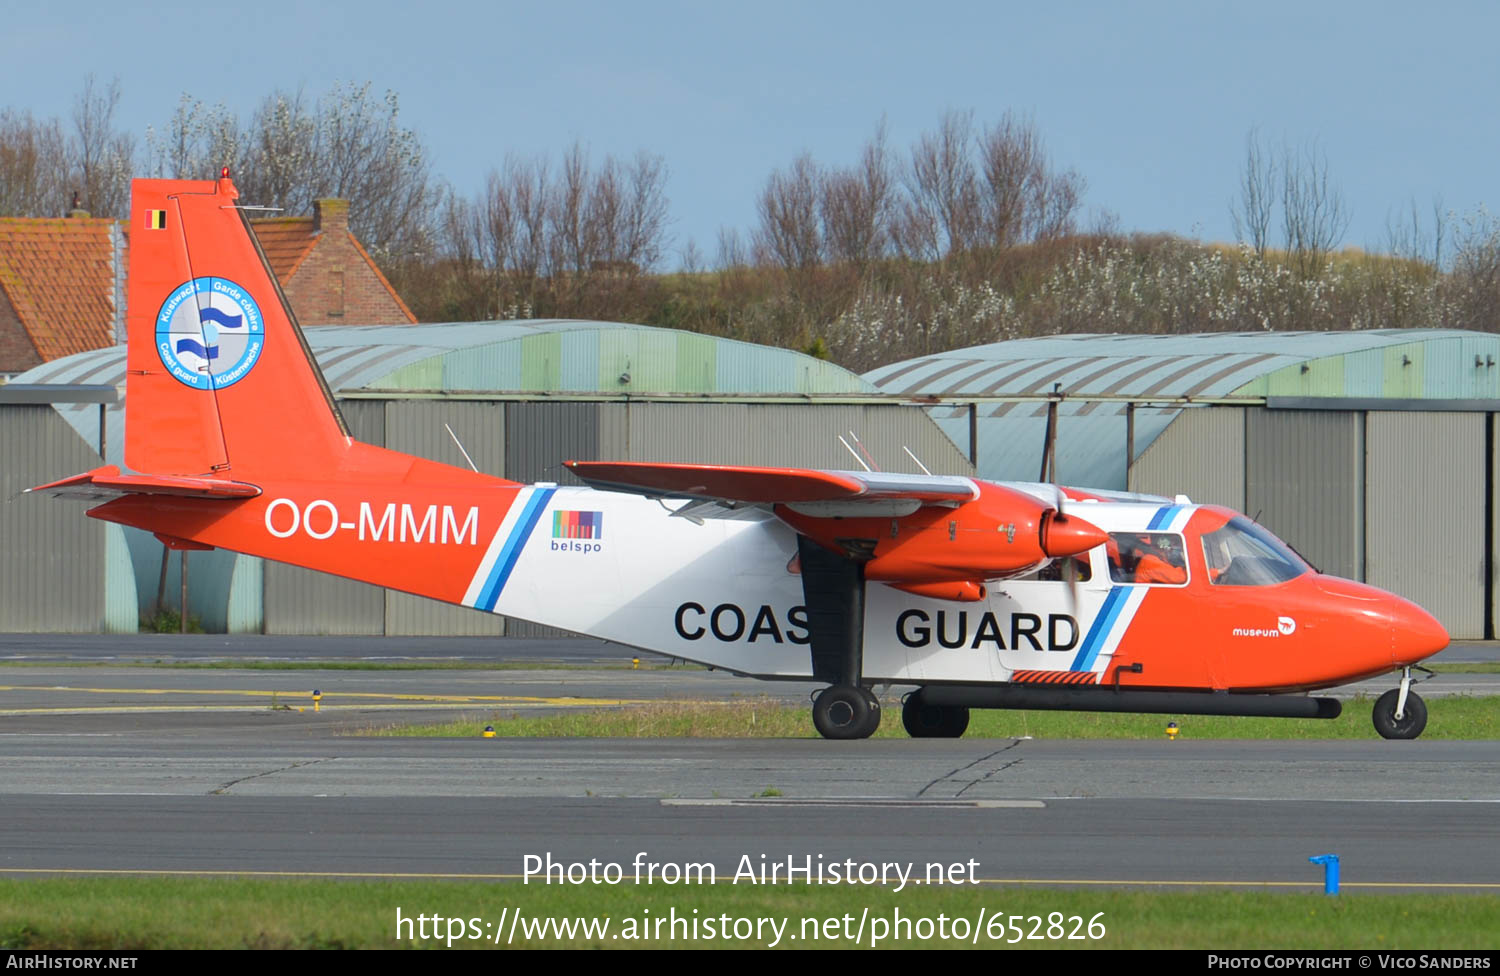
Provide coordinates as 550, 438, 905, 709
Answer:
32, 175, 1450, 739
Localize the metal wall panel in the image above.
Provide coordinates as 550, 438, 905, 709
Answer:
384, 400, 505, 636
1128, 407, 1245, 510
0, 405, 109, 631
385, 400, 505, 475
264, 566, 386, 635
342, 399, 386, 445
505, 402, 600, 485
624, 403, 974, 474
261, 399, 390, 636
1366, 412, 1484, 638
1246, 410, 1363, 581
597, 403, 629, 459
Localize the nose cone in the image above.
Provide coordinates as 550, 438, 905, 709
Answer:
1041, 512, 1109, 559
1391, 598, 1449, 665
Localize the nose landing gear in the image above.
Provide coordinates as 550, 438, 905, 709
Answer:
1372, 666, 1432, 740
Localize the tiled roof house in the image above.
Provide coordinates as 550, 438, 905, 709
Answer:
0, 199, 416, 375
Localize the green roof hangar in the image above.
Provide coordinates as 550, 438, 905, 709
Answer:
4, 320, 971, 636
868, 329, 1500, 639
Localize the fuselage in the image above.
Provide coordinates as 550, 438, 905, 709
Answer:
93, 473, 1447, 693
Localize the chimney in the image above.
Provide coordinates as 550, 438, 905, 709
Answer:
313, 198, 349, 236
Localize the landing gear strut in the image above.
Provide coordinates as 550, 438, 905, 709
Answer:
797, 535, 881, 740
902, 691, 970, 738
1372, 666, 1429, 740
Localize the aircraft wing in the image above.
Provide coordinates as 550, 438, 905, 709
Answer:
563, 461, 977, 507
27, 465, 261, 503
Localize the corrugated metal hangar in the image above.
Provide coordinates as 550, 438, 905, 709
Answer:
3, 320, 971, 635
866, 330, 1500, 639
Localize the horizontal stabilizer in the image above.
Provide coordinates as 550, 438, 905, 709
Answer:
564, 461, 977, 505
27, 465, 261, 503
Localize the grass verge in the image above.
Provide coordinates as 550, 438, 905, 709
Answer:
1, 878, 1496, 949
367, 694, 1500, 740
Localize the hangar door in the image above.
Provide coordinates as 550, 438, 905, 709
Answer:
1246, 411, 1363, 583
1365, 412, 1484, 638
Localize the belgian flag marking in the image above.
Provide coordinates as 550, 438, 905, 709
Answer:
147, 210, 167, 230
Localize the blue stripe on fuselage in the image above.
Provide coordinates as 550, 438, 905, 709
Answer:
476, 487, 556, 611
1070, 585, 1128, 672
1147, 505, 1178, 531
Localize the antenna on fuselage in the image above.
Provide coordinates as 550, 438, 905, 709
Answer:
902, 445, 933, 476
847, 431, 880, 471
837, 434, 873, 472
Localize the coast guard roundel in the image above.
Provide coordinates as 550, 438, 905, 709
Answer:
155, 277, 264, 390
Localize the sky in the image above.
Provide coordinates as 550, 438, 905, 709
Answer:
3, 1, 1496, 266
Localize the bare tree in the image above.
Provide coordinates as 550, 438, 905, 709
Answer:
716, 226, 749, 269
239, 91, 316, 215
70, 75, 135, 217
976, 111, 1084, 248
149, 82, 435, 260
0, 110, 69, 216
550, 142, 595, 274
146, 95, 243, 182
1386, 195, 1448, 269
618, 150, 669, 270
754, 152, 823, 271
1281, 139, 1349, 277
897, 110, 979, 261
1230, 127, 1276, 258
1446, 206, 1500, 329
821, 121, 893, 267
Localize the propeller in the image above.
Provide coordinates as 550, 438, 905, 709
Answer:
1042, 484, 1098, 616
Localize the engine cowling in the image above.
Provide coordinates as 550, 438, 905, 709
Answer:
778, 481, 1107, 585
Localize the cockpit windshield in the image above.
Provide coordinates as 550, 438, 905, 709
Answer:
1201, 517, 1308, 586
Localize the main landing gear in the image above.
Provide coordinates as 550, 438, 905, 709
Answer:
901, 691, 970, 739
1372, 666, 1431, 740
812, 685, 882, 739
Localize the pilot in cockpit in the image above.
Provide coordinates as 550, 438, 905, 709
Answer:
1108, 533, 1187, 585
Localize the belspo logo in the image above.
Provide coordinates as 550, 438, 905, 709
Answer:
551, 510, 604, 553
156, 277, 264, 390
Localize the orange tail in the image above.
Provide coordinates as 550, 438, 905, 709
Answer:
126, 175, 349, 479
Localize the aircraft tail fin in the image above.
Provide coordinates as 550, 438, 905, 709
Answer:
125, 175, 349, 479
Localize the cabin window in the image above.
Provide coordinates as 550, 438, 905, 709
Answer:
1106, 532, 1188, 585
1200, 517, 1307, 586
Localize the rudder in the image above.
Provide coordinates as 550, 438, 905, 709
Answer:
126, 175, 349, 479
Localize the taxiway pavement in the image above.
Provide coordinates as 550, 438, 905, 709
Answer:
0, 635, 1496, 890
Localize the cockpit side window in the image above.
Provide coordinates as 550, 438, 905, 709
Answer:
1105, 532, 1187, 585
1201, 517, 1308, 586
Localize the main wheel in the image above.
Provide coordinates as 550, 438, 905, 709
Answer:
902, 692, 971, 739
1373, 688, 1427, 740
813, 684, 879, 739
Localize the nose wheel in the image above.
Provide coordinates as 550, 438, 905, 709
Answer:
812, 684, 881, 739
1372, 666, 1429, 740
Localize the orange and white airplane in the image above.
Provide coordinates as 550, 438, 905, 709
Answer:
31, 175, 1450, 739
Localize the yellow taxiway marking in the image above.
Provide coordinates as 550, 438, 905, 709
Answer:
0, 702, 640, 716
3, 868, 1499, 889
0, 683, 645, 705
